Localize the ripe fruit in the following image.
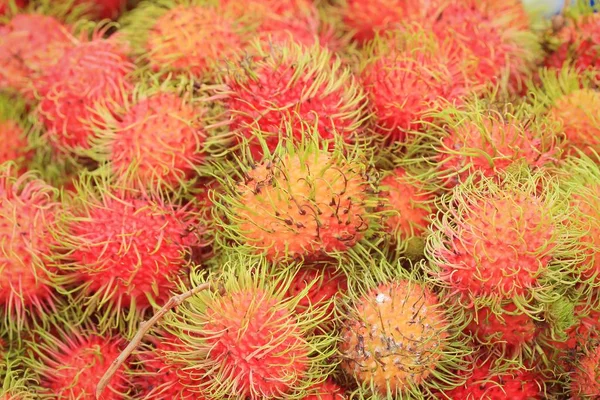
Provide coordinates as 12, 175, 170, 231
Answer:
0, 163, 59, 333
26, 325, 129, 399
222, 40, 367, 157
303, 379, 345, 399
0, 95, 33, 169
166, 258, 336, 399
531, 67, 600, 157
430, 0, 541, 93
0, 13, 72, 97
36, 32, 133, 153
360, 27, 471, 143
121, 2, 249, 78
339, 266, 469, 397
52, 170, 202, 331
571, 342, 600, 398
421, 100, 558, 189
93, 89, 207, 188
215, 132, 381, 262
446, 355, 543, 399
466, 302, 538, 347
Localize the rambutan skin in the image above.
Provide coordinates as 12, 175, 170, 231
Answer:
0, 14, 72, 97
220, 146, 374, 262
222, 41, 367, 157
0, 164, 59, 324
466, 303, 538, 347
103, 91, 207, 187
340, 279, 451, 395
144, 5, 247, 77
36, 36, 133, 153
0, 120, 30, 167
571, 343, 600, 398
546, 14, 600, 75
302, 379, 345, 399
55, 187, 200, 311
445, 357, 543, 400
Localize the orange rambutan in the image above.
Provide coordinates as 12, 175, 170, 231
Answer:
215, 131, 381, 262
0, 162, 59, 333
0, 13, 72, 97
360, 27, 472, 143
36, 30, 133, 154
530, 67, 600, 157
166, 258, 336, 399
52, 170, 203, 331
221, 40, 367, 157
338, 262, 470, 397
93, 89, 207, 188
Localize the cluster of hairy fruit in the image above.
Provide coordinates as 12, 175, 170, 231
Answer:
2, 0, 600, 399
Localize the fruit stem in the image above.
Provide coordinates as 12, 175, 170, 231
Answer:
95, 282, 213, 399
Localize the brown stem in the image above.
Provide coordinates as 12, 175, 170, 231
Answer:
95, 282, 212, 399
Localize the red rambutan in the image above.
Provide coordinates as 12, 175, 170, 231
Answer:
52, 170, 202, 331
0, 163, 59, 332
0, 95, 33, 169
36, 32, 133, 153
221, 40, 367, 157
466, 303, 538, 347
302, 379, 345, 399
0, 0, 26, 16
93, 90, 207, 188
166, 259, 336, 399
360, 27, 472, 143
445, 355, 543, 399
571, 342, 600, 398
0, 13, 72, 97
26, 325, 129, 399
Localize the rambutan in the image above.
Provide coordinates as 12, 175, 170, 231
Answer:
360, 27, 472, 143
221, 40, 367, 157
0, 95, 33, 169
377, 167, 433, 256
165, 257, 336, 399
338, 261, 470, 397
429, 0, 541, 93
339, 0, 425, 44
52, 170, 203, 332
425, 168, 583, 348
0, 13, 72, 97
35, 30, 133, 154
0, 355, 39, 398
133, 333, 202, 399
545, 10, 600, 75
0, 0, 26, 16
121, 1, 250, 79
25, 324, 130, 399
415, 99, 558, 189
92, 89, 207, 188
445, 355, 543, 399
530, 67, 600, 157
571, 342, 600, 398
302, 379, 345, 399
214, 131, 382, 262
0, 162, 59, 334
76, 0, 126, 19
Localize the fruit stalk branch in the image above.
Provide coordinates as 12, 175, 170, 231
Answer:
95, 282, 213, 399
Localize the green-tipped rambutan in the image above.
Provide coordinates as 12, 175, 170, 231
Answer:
220, 39, 367, 157
0, 95, 34, 170
302, 378, 345, 399
0, 162, 60, 335
430, 0, 541, 94
213, 129, 383, 262
360, 27, 473, 143
91, 84, 208, 189
443, 354, 544, 399
545, 4, 600, 75
425, 168, 584, 348
0, 12, 72, 98
120, 1, 252, 79
0, 354, 39, 399
338, 257, 470, 398
410, 98, 559, 189
164, 256, 337, 399
339, 0, 425, 44
51, 169, 204, 333
25, 322, 130, 399
35, 26, 134, 154
530, 67, 600, 157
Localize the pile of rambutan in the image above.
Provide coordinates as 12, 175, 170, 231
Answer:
2, 0, 600, 398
